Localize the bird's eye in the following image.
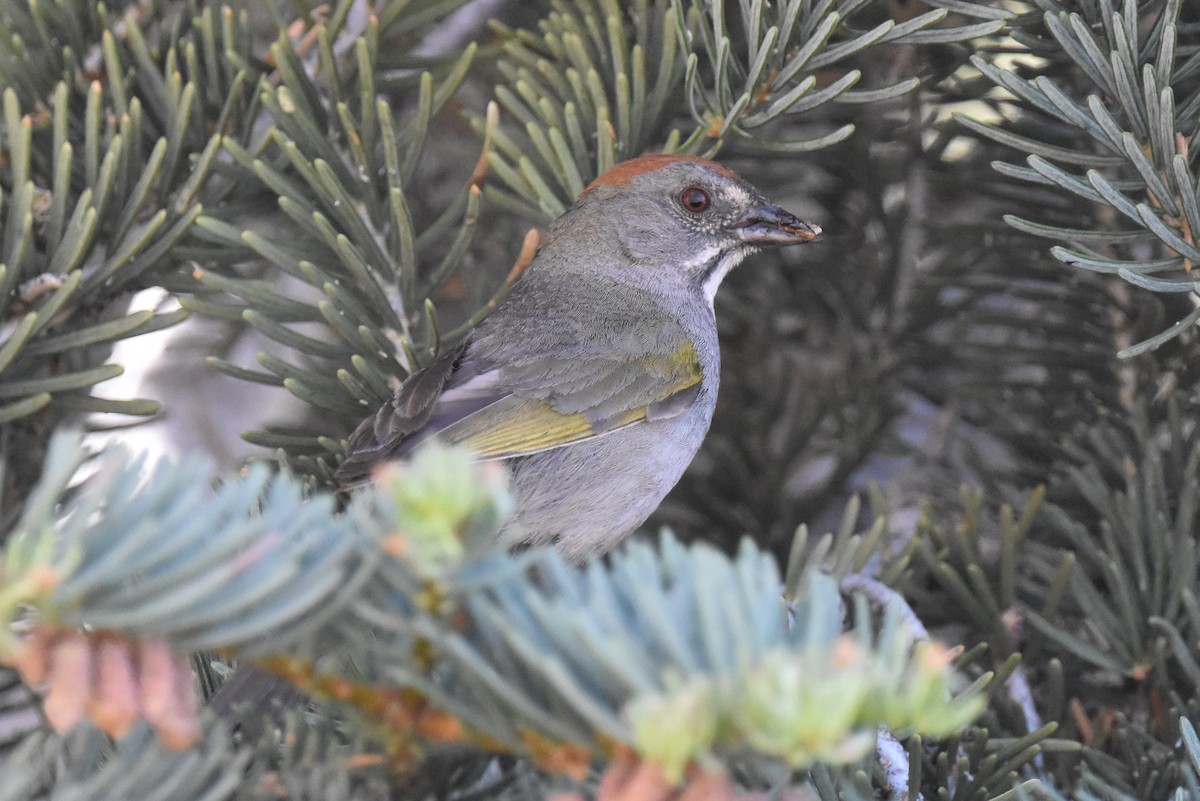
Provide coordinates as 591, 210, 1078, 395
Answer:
679, 186, 710, 213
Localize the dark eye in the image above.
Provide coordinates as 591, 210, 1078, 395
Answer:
679, 186, 710, 213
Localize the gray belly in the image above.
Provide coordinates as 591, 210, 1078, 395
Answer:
500, 393, 715, 561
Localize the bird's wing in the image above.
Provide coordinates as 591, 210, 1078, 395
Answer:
336, 287, 704, 484
434, 337, 703, 459
336, 343, 469, 485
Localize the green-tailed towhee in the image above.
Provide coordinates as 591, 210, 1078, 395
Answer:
337, 154, 820, 559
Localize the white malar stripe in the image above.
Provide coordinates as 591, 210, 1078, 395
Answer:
702, 247, 753, 305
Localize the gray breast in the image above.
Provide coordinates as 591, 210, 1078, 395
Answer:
500, 372, 718, 561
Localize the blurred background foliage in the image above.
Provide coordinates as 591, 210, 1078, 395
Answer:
2, 0, 1200, 799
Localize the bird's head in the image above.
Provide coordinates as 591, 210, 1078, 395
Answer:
550, 154, 820, 301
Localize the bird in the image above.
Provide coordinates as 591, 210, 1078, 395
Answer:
336, 153, 820, 560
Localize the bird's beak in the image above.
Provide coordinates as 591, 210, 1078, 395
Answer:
731, 202, 821, 245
